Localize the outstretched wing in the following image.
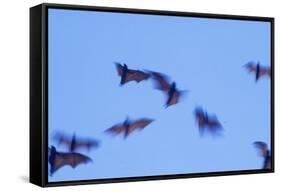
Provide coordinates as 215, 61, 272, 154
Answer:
105, 124, 127, 135
254, 141, 268, 158
115, 62, 124, 76
245, 62, 257, 73
128, 118, 154, 133
125, 70, 150, 83
59, 152, 92, 168
49, 150, 92, 175
259, 67, 271, 77
149, 71, 171, 92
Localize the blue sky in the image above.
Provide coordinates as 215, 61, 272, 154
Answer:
48, 8, 271, 182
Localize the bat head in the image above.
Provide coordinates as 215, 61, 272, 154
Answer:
70, 133, 77, 152
171, 82, 176, 89
194, 106, 204, 117
50, 146, 57, 154
124, 117, 131, 125
48, 146, 57, 175
123, 63, 128, 69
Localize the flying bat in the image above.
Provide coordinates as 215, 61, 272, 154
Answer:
254, 141, 271, 170
194, 106, 223, 136
48, 146, 92, 175
148, 71, 186, 107
105, 117, 154, 138
115, 62, 150, 85
245, 61, 271, 82
53, 133, 100, 152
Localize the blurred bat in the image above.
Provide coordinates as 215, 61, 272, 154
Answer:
48, 146, 92, 175
194, 106, 223, 136
115, 62, 150, 85
245, 61, 271, 82
254, 141, 271, 169
54, 133, 100, 152
148, 71, 186, 107
105, 117, 154, 138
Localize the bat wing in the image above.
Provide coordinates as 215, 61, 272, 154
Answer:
128, 118, 154, 133
259, 67, 271, 77
207, 117, 222, 128
124, 69, 150, 83
61, 152, 92, 168
105, 124, 127, 135
52, 152, 92, 173
53, 133, 72, 148
74, 139, 100, 150
254, 141, 268, 158
149, 71, 171, 92
245, 62, 257, 73
115, 62, 124, 76
166, 90, 187, 107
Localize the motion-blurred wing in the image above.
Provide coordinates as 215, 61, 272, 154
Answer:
115, 62, 124, 76
254, 141, 268, 158
149, 71, 171, 92
74, 139, 100, 150
128, 118, 154, 133
245, 62, 257, 73
53, 133, 72, 148
105, 124, 127, 135
124, 69, 150, 83
207, 116, 222, 128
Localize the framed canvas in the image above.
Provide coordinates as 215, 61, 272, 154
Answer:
30, 3, 274, 187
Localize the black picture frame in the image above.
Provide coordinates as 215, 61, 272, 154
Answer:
30, 3, 275, 187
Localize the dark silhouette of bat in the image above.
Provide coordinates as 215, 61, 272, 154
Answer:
194, 106, 223, 136
105, 117, 154, 138
148, 71, 186, 107
53, 133, 100, 152
254, 141, 271, 169
115, 62, 150, 85
48, 146, 92, 175
245, 61, 271, 82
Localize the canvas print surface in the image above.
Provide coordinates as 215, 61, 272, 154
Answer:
47, 8, 271, 182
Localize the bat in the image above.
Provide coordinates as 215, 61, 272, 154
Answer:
115, 62, 150, 85
148, 71, 186, 107
254, 141, 271, 169
105, 117, 154, 138
48, 146, 92, 175
194, 106, 223, 136
245, 61, 271, 82
53, 133, 100, 152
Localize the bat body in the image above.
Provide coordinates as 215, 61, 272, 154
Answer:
48, 146, 92, 175
254, 141, 271, 169
54, 133, 100, 152
105, 118, 154, 138
245, 62, 271, 82
149, 71, 185, 107
194, 107, 223, 136
115, 62, 150, 85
